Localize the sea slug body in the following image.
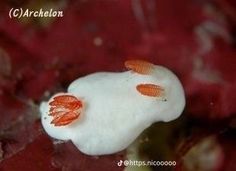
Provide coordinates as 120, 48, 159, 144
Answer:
40, 59, 185, 155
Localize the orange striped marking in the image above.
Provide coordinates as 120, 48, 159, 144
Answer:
136, 84, 164, 97
125, 59, 154, 75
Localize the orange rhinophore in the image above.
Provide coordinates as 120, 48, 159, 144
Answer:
49, 95, 83, 126
136, 83, 164, 97
124, 59, 154, 75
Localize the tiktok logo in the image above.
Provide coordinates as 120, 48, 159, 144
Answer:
117, 160, 123, 167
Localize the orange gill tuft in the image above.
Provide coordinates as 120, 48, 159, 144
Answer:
49, 94, 82, 126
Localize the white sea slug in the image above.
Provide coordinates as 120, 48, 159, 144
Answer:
40, 59, 185, 155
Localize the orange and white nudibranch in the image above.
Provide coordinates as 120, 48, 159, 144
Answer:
40, 59, 185, 156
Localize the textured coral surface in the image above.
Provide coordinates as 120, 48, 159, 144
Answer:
0, 0, 235, 171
